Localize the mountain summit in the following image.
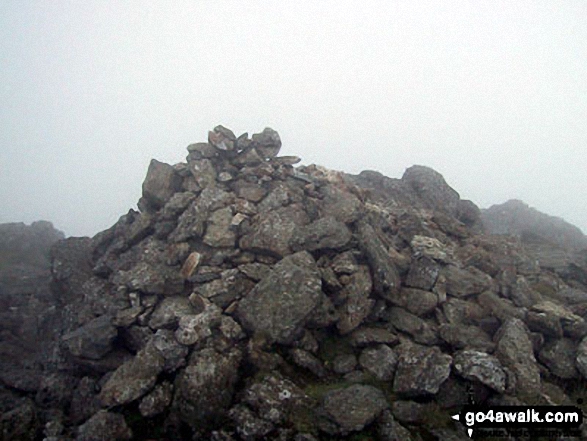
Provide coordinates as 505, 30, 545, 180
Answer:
1, 126, 587, 440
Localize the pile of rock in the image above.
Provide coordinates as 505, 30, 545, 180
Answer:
3, 126, 587, 440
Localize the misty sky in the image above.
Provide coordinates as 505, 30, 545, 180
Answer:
1, 1, 586, 237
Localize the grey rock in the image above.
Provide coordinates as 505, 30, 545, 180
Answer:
252, 127, 281, 159
148, 296, 194, 330
236, 251, 324, 344
0, 397, 39, 441
320, 384, 388, 434
495, 318, 541, 398
203, 207, 237, 248
393, 343, 452, 396
138, 381, 173, 418
114, 261, 184, 296
453, 350, 507, 393
331, 251, 360, 275
174, 347, 242, 429
242, 373, 310, 425
538, 338, 579, 379
378, 409, 417, 441
405, 256, 440, 291
350, 327, 399, 347
99, 343, 164, 407
320, 186, 362, 224
441, 265, 492, 298
141, 159, 182, 211
229, 405, 274, 440
187, 141, 219, 159
336, 265, 375, 335
62, 315, 117, 360
359, 344, 398, 381
188, 158, 217, 188
391, 400, 426, 424
234, 181, 268, 202
395, 287, 439, 317
238, 263, 271, 281
240, 204, 310, 258
387, 307, 438, 345
402, 165, 460, 216
174, 299, 222, 346
438, 324, 495, 352
70, 377, 101, 425
290, 216, 352, 252
356, 221, 401, 302
76, 410, 132, 441
477, 291, 525, 322
209, 125, 236, 151
290, 348, 327, 378
151, 329, 189, 372
332, 354, 357, 374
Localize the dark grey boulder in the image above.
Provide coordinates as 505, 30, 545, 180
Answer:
236, 251, 324, 344
453, 350, 507, 393
393, 343, 452, 396
359, 344, 398, 381
76, 410, 132, 441
62, 315, 117, 360
290, 216, 352, 252
141, 159, 182, 211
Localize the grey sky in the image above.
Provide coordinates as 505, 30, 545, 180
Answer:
1, 1, 586, 237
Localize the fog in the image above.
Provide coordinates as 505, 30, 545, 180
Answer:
1, 1, 586, 237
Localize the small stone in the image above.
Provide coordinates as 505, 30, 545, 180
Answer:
180, 252, 202, 280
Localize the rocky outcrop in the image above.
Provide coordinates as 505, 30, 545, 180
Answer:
2, 125, 587, 440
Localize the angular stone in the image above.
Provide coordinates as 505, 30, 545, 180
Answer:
187, 141, 218, 159
336, 265, 375, 335
356, 221, 401, 302
139, 381, 173, 418
240, 204, 310, 258
188, 158, 217, 188
99, 343, 164, 407
290, 348, 327, 378
332, 354, 357, 374
442, 265, 492, 298
204, 207, 236, 248
321, 384, 388, 434
290, 216, 352, 252
229, 404, 274, 440
148, 296, 194, 330
386, 307, 438, 345
359, 344, 398, 381
453, 350, 507, 393
151, 329, 189, 372
538, 338, 579, 379
393, 343, 452, 396
410, 235, 452, 263
350, 327, 399, 348
209, 125, 236, 151
174, 300, 222, 346
395, 287, 439, 317
252, 127, 281, 159
62, 315, 117, 360
235, 181, 267, 202
180, 252, 202, 280
320, 186, 362, 224
438, 324, 495, 352
141, 159, 182, 211
174, 347, 242, 429
576, 336, 587, 379
405, 256, 440, 290
377, 409, 415, 441
495, 318, 541, 398
76, 410, 132, 441
236, 251, 324, 344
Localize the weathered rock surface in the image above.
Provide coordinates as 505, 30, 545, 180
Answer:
236, 251, 324, 344
3, 125, 587, 440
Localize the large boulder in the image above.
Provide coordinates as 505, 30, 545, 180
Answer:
141, 159, 182, 211
319, 384, 388, 435
236, 251, 325, 344
393, 343, 452, 396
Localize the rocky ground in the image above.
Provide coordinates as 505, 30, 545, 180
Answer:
2, 126, 587, 440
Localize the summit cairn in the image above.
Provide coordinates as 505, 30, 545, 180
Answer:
2, 126, 587, 440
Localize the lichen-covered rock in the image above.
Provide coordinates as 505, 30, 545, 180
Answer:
173, 347, 242, 430
62, 315, 117, 360
290, 216, 352, 252
359, 344, 398, 381
76, 410, 132, 441
356, 221, 401, 302
441, 265, 492, 298
453, 350, 507, 393
405, 256, 440, 290
393, 343, 452, 396
99, 343, 164, 407
148, 296, 194, 330
538, 338, 579, 379
240, 204, 310, 258
139, 381, 173, 418
495, 318, 541, 398
320, 384, 388, 434
336, 265, 375, 334
141, 159, 182, 211
236, 251, 325, 344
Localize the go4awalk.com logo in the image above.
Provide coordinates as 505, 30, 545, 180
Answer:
452, 405, 583, 438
